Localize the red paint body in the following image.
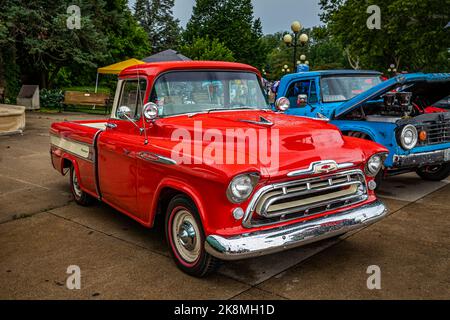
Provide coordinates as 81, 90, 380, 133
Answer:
50, 61, 387, 238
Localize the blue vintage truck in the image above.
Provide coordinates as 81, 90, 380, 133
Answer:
275, 70, 450, 183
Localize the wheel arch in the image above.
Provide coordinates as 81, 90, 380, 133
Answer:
149, 179, 207, 229
341, 128, 376, 141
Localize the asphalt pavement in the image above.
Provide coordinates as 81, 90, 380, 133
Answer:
0, 112, 449, 299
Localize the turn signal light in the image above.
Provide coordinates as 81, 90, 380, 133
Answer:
419, 130, 427, 142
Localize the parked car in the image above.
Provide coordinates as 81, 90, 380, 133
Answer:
50, 61, 388, 277
276, 71, 450, 183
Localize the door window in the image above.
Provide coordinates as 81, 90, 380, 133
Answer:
117, 79, 147, 120
286, 80, 318, 107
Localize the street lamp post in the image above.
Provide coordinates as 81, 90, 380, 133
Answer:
283, 21, 309, 72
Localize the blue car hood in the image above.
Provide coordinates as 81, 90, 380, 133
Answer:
333, 73, 450, 118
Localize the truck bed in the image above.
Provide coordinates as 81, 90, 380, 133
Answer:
50, 119, 106, 198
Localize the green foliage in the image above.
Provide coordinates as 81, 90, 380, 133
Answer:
40, 89, 64, 110
320, 0, 450, 72
179, 37, 235, 61
260, 26, 348, 80
308, 26, 349, 70
183, 0, 265, 68
134, 0, 181, 53
0, 0, 150, 92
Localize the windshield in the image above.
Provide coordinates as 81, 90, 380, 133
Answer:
321, 75, 382, 102
150, 71, 270, 117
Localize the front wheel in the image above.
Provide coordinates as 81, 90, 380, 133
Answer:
416, 164, 450, 181
165, 195, 219, 277
70, 166, 95, 206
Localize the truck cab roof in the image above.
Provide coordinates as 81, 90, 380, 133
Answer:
120, 61, 261, 79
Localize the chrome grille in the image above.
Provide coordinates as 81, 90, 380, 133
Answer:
420, 119, 450, 145
243, 170, 368, 227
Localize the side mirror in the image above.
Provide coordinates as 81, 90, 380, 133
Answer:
117, 106, 132, 120
275, 97, 290, 112
297, 94, 308, 106
143, 102, 159, 121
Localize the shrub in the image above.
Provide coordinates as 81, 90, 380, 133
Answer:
40, 89, 63, 110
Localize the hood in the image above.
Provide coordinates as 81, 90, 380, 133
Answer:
333, 73, 450, 119
154, 110, 369, 179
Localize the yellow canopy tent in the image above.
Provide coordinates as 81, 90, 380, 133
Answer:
95, 58, 145, 92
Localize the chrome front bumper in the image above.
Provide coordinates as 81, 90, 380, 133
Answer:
205, 200, 387, 261
392, 148, 450, 168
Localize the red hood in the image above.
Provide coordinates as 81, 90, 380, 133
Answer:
151, 110, 377, 180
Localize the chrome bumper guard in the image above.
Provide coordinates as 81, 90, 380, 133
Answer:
393, 148, 450, 168
205, 200, 387, 261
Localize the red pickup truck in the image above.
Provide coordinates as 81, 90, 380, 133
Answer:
50, 61, 388, 277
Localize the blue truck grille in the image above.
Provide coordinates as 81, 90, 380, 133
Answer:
420, 119, 450, 145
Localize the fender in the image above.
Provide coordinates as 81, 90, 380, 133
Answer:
58, 153, 99, 199
336, 123, 377, 141
149, 178, 207, 228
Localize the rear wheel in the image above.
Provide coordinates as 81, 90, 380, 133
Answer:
165, 195, 219, 277
70, 166, 95, 206
416, 164, 450, 181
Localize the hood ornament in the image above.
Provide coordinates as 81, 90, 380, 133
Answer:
239, 116, 274, 126
288, 161, 354, 177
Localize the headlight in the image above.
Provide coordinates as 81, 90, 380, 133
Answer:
399, 125, 418, 150
365, 153, 386, 177
227, 173, 260, 203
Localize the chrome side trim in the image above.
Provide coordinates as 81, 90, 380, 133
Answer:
137, 151, 177, 165
205, 200, 387, 261
50, 134, 94, 162
287, 161, 354, 177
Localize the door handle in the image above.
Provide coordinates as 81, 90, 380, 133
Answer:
106, 123, 117, 129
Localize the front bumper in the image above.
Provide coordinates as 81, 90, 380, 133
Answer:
392, 148, 450, 168
205, 200, 387, 261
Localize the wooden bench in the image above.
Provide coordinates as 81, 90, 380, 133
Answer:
63, 91, 111, 114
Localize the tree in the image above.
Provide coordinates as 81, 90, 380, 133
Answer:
134, 0, 181, 53
0, 1, 107, 90
307, 26, 349, 70
0, 0, 150, 93
179, 37, 235, 61
320, 0, 450, 72
183, 0, 265, 68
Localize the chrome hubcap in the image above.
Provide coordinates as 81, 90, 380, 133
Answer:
178, 221, 196, 251
172, 209, 200, 263
72, 171, 83, 198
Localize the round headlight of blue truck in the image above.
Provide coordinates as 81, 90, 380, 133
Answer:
399, 125, 418, 150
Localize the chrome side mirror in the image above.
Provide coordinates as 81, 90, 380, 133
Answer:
143, 102, 159, 121
117, 106, 132, 120
297, 94, 308, 106
275, 97, 290, 112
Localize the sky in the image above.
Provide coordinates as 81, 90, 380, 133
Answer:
132, 0, 323, 35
